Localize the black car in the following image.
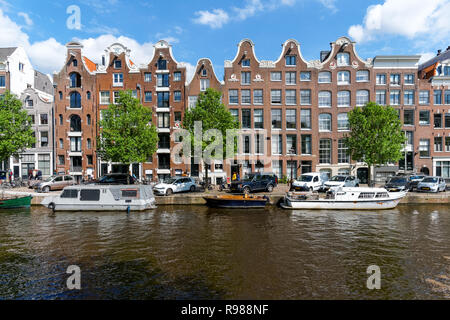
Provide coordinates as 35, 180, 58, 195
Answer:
230, 172, 278, 194
95, 174, 136, 185
384, 177, 411, 192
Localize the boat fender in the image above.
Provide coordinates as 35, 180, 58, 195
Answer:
127, 206, 131, 214
48, 203, 56, 212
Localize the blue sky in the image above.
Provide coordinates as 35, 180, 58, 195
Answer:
0, 0, 449, 80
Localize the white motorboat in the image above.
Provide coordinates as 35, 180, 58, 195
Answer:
41, 185, 156, 212
281, 187, 406, 210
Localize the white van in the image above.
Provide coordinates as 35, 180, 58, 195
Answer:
291, 173, 328, 192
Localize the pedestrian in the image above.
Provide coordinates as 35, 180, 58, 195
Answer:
236, 173, 240, 181
232, 173, 237, 181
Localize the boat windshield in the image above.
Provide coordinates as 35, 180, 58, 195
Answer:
422, 177, 438, 183
330, 176, 346, 182
298, 175, 313, 182
389, 177, 407, 184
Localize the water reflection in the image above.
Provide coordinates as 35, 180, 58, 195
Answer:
0, 205, 449, 299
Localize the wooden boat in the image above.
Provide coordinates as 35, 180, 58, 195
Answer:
40, 185, 156, 212
0, 195, 33, 209
280, 187, 406, 210
203, 194, 269, 209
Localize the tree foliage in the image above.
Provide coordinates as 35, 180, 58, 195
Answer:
0, 91, 35, 162
97, 90, 158, 165
345, 102, 406, 183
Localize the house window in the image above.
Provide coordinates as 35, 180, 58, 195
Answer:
419, 110, 430, 125
241, 72, 251, 85
157, 113, 170, 128
271, 109, 282, 129
145, 91, 152, 102
254, 109, 263, 129
270, 72, 282, 81
285, 55, 296, 66
188, 96, 198, 109
100, 91, 110, 105
286, 135, 297, 154
40, 114, 48, 125
144, 72, 152, 82
114, 60, 122, 69
404, 74, 414, 85
87, 91, 91, 100
38, 154, 51, 175
337, 91, 350, 107
59, 91, 63, 100
319, 113, 332, 132
300, 90, 311, 105
272, 135, 282, 155
59, 115, 63, 125
113, 91, 120, 104
70, 92, 81, 108
376, 74, 386, 85
435, 114, 442, 128
419, 91, 430, 105
157, 92, 170, 108
286, 72, 296, 85
157, 59, 167, 70
356, 90, 369, 106
243, 135, 251, 154
419, 139, 430, 157
390, 74, 401, 85
301, 109, 311, 129
157, 74, 169, 87
272, 160, 283, 179
404, 90, 414, 105
271, 90, 282, 104
87, 138, 92, 150
338, 139, 350, 164
446, 137, 450, 152
376, 90, 386, 105
254, 89, 263, 104
318, 71, 331, 83
0, 75, 5, 87
356, 70, 369, 82
318, 91, 331, 107
390, 90, 400, 105
113, 73, 123, 86
319, 139, 332, 164
59, 139, 64, 149
200, 79, 210, 91
286, 90, 297, 105
434, 90, 442, 105
301, 135, 312, 155
58, 155, 65, 165
241, 90, 251, 104
19, 62, 25, 71
70, 73, 81, 88
446, 113, 450, 128
87, 155, 93, 165
229, 90, 238, 104
174, 72, 181, 81
40, 131, 49, 147
242, 109, 251, 129
336, 53, 349, 66
337, 71, 350, 85
337, 113, 349, 131
300, 72, 311, 81
174, 91, 181, 102
255, 134, 264, 154
404, 109, 414, 126
230, 109, 239, 122
435, 137, 443, 152
242, 59, 250, 67
286, 109, 297, 129
25, 99, 34, 108
72, 60, 77, 67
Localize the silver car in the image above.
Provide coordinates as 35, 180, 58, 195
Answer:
323, 175, 360, 191
417, 177, 447, 193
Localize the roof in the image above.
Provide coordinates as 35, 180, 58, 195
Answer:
419, 48, 450, 71
0, 47, 17, 62
34, 70, 53, 95
83, 56, 97, 73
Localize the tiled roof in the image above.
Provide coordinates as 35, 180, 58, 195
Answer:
83, 56, 97, 72
419, 49, 450, 71
0, 47, 17, 62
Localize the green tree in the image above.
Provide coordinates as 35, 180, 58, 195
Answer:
345, 102, 406, 186
183, 88, 240, 188
0, 91, 35, 165
97, 91, 158, 180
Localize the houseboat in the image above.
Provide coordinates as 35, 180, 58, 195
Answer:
203, 194, 269, 209
280, 187, 406, 210
41, 185, 156, 212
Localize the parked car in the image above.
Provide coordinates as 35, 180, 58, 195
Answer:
417, 177, 447, 193
95, 173, 136, 185
291, 172, 328, 192
408, 175, 426, 191
35, 175, 76, 193
323, 175, 359, 191
153, 177, 197, 196
230, 172, 278, 194
384, 176, 411, 192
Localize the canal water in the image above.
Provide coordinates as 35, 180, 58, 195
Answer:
0, 205, 449, 300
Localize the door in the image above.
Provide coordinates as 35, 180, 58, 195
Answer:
357, 168, 369, 185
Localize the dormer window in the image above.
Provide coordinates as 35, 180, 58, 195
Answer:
285, 55, 296, 66
19, 62, 25, 71
242, 59, 250, 67
158, 59, 167, 70
337, 53, 350, 66
72, 59, 77, 67
114, 60, 122, 69
25, 99, 33, 108
202, 68, 207, 76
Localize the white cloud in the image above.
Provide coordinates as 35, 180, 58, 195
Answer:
18, 12, 32, 26
348, 0, 450, 43
193, 9, 230, 29
233, 0, 264, 21
318, 0, 337, 13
